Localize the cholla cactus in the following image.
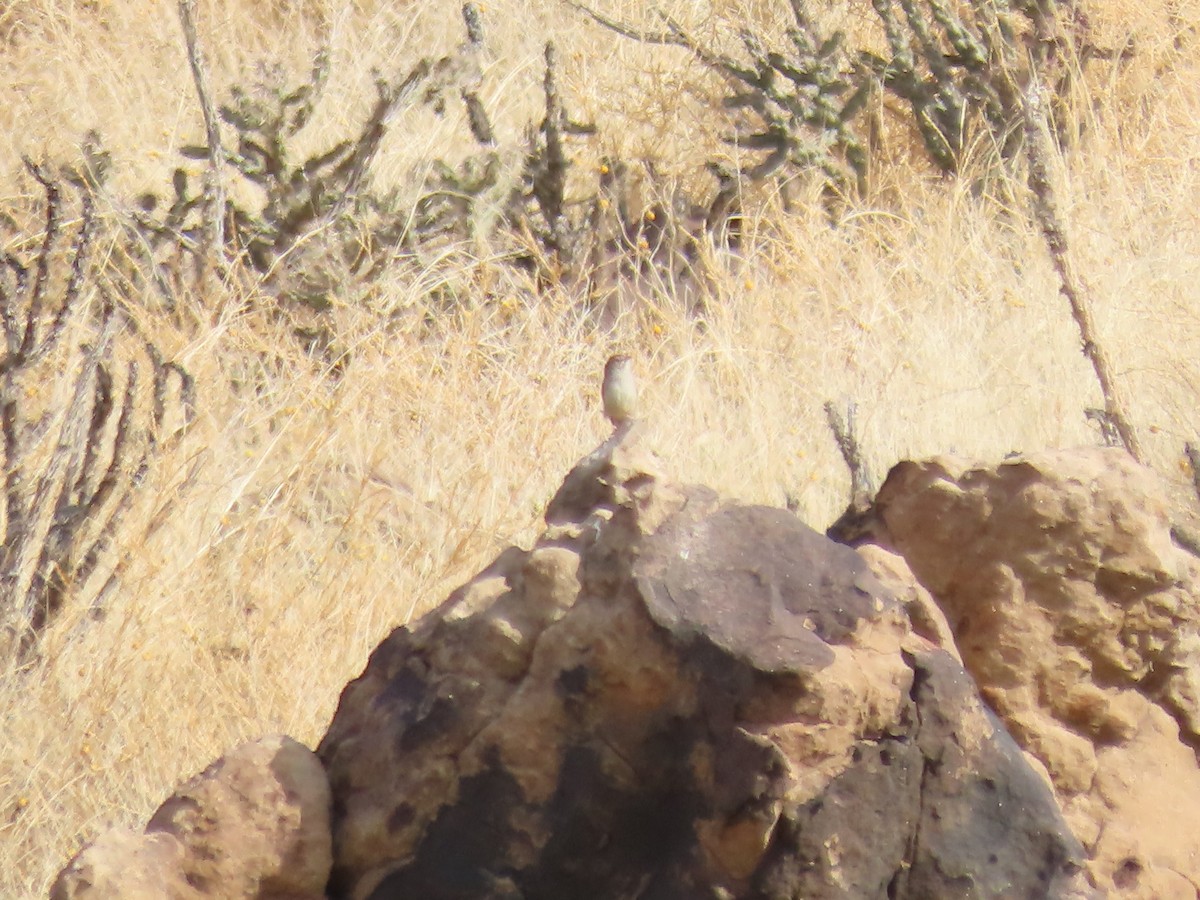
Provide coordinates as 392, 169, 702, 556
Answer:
570, 1, 871, 195
861, 0, 1063, 172
573, 0, 1086, 185
136, 5, 495, 309
0, 162, 195, 662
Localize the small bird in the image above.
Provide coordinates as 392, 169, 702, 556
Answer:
602, 354, 637, 427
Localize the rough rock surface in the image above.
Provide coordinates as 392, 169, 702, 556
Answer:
854, 448, 1200, 898
50, 735, 331, 900
317, 432, 1088, 899
54, 439, 1196, 899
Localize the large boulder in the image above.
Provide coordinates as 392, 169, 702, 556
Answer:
50, 735, 331, 900
317, 434, 1089, 898
58, 439, 1195, 898
856, 448, 1200, 898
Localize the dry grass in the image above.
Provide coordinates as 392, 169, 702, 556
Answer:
2, 0, 1200, 895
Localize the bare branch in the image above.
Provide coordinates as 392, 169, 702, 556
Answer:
824, 400, 875, 499
1022, 85, 1143, 463
177, 0, 227, 266
564, 1, 688, 47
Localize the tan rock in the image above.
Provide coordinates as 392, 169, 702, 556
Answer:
1089, 703, 1200, 897
50, 830, 183, 900
857, 543, 961, 662
869, 447, 1200, 894
51, 735, 330, 900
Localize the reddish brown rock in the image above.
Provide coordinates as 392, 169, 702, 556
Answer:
858, 448, 1200, 896
318, 434, 1088, 898
51, 735, 330, 900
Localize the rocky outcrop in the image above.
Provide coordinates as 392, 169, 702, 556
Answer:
50, 735, 331, 900
49, 439, 1200, 898
317, 434, 1087, 898
850, 449, 1200, 898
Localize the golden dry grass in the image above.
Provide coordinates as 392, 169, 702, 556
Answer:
2, 0, 1200, 895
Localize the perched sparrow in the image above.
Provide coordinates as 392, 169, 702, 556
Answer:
602, 354, 637, 427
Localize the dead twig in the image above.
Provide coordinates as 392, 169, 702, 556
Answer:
824, 400, 882, 545
176, 0, 227, 281
824, 400, 875, 500
1021, 83, 1143, 464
